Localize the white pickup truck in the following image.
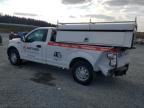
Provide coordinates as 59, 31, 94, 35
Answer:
7, 21, 137, 85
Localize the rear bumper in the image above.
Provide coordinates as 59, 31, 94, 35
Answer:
109, 64, 129, 76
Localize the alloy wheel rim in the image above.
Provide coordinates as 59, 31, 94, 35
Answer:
11, 52, 17, 63
75, 66, 89, 81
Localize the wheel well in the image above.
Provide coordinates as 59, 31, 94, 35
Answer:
7, 46, 18, 56
70, 57, 93, 69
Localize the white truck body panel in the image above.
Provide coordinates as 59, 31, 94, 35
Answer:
56, 31, 133, 48
57, 22, 135, 48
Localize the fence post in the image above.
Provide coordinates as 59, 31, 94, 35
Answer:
0, 35, 2, 45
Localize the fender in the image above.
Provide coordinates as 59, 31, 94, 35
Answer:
7, 46, 18, 56
66, 51, 96, 69
8, 38, 22, 57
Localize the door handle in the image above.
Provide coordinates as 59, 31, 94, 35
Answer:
36, 45, 41, 48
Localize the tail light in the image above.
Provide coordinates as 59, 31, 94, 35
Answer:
107, 52, 117, 67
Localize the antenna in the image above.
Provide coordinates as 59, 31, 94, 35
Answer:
56, 20, 59, 28
90, 18, 91, 23
89, 18, 91, 30
135, 16, 137, 30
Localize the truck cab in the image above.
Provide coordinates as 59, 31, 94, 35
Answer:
7, 21, 136, 85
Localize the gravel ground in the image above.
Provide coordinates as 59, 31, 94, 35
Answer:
0, 33, 144, 108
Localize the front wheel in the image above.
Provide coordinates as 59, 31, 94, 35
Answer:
71, 61, 93, 85
8, 49, 22, 65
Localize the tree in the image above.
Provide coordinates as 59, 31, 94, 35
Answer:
0, 14, 55, 27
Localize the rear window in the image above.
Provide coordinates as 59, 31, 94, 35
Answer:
50, 29, 57, 42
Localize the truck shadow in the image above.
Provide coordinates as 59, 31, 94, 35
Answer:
20, 61, 69, 87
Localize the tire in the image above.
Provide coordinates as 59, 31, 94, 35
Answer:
71, 61, 93, 85
8, 48, 22, 65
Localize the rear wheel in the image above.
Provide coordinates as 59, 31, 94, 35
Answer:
71, 61, 93, 85
8, 48, 22, 65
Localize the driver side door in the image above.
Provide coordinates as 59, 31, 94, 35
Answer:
22, 29, 48, 63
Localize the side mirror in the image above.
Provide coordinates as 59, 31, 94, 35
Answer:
21, 36, 26, 42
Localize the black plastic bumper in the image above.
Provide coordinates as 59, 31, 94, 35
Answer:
109, 64, 129, 76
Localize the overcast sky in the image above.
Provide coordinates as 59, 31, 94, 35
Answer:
0, 0, 144, 31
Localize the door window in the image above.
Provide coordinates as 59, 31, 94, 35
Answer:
26, 29, 48, 42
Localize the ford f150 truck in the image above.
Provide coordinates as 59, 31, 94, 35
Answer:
7, 21, 137, 85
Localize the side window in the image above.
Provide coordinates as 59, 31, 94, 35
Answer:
50, 29, 57, 42
26, 29, 48, 42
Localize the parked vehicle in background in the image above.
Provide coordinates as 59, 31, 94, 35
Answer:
9, 32, 19, 40
7, 21, 137, 85
9, 32, 27, 40
18, 32, 28, 39
135, 38, 144, 44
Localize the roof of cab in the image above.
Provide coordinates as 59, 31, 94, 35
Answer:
35, 27, 56, 29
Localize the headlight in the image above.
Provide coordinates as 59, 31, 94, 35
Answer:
107, 52, 117, 67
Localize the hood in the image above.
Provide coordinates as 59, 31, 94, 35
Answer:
9, 38, 21, 44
